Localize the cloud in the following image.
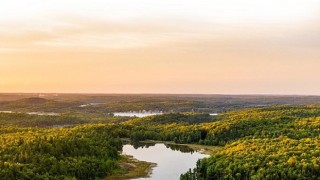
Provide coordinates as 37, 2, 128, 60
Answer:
1, 0, 320, 94
0, 11, 320, 54
0, 17, 222, 52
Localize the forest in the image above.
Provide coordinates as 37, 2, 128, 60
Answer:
1, 94, 320, 179
0, 124, 122, 179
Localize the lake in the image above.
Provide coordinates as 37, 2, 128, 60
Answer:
114, 111, 163, 118
0, 111, 59, 116
79, 103, 104, 107
114, 112, 217, 118
210, 113, 219, 116
122, 142, 209, 180
27, 112, 60, 116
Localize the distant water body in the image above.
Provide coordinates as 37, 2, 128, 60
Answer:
114, 112, 218, 118
0, 111, 59, 116
113, 111, 163, 118
79, 103, 104, 107
210, 113, 219, 116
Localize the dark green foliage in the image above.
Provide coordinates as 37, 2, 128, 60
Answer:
0, 125, 122, 180
0, 113, 87, 127
126, 112, 214, 125
0, 112, 129, 127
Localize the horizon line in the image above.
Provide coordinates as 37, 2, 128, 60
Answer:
0, 92, 320, 97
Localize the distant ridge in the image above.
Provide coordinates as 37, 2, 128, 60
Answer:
17, 97, 51, 104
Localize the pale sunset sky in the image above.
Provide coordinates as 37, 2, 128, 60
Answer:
1, 0, 320, 94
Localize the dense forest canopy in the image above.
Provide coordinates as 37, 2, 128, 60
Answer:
1, 94, 320, 179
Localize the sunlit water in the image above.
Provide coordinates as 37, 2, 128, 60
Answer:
0, 111, 13, 113
122, 143, 209, 180
114, 112, 163, 117
0, 111, 59, 116
210, 113, 219, 116
79, 103, 104, 107
27, 112, 60, 116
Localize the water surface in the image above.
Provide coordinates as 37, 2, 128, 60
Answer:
114, 111, 163, 117
0, 111, 59, 116
210, 113, 219, 116
79, 103, 104, 107
27, 112, 60, 116
122, 142, 208, 180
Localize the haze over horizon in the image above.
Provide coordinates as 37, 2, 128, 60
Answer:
1, 0, 320, 94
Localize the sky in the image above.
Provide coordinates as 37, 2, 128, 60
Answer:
1, 0, 320, 94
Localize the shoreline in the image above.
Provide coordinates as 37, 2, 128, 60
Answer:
106, 155, 156, 180
106, 139, 222, 179
133, 139, 223, 155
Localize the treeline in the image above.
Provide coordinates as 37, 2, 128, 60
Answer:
122, 113, 212, 143
0, 112, 129, 127
0, 97, 78, 113
125, 112, 214, 125
0, 113, 87, 127
181, 106, 320, 179
126, 106, 320, 146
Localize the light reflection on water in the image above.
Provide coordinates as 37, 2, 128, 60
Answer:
122, 142, 209, 180
114, 112, 163, 117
